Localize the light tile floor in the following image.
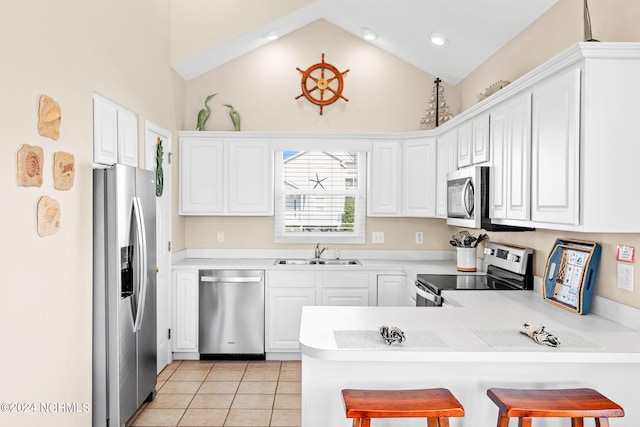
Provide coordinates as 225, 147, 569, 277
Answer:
127, 360, 301, 427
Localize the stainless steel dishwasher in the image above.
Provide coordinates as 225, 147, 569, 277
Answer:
199, 270, 265, 357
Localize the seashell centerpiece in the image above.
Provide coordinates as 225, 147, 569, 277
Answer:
379, 325, 406, 345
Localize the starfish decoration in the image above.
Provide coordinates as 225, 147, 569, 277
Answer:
309, 172, 326, 190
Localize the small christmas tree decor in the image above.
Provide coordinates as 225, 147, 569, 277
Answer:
420, 77, 453, 129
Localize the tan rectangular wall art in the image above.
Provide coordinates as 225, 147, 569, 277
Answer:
38, 94, 61, 141
17, 144, 44, 187
37, 196, 60, 236
53, 151, 75, 190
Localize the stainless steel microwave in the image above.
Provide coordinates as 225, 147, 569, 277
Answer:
446, 166, 534, 232
446, 166, 482, 228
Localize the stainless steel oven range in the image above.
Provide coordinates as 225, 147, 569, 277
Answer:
415, 242, 533, 307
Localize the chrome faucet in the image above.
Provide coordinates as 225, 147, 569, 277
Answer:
314, 243, 327, 260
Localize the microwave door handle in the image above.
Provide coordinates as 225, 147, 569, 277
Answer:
463, 178, 474, 216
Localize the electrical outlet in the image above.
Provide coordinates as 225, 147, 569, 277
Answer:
617, 263, 634, 291
372, 232, 384, 244
415, 231, 424, 244
217, 231, 225, 243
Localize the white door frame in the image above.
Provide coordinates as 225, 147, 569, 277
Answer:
144, 120, 173, 373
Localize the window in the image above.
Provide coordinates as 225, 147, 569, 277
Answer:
274, 150, 366, 243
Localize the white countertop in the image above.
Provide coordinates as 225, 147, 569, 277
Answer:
172, 252, 478, 279
299, 290, 640, 364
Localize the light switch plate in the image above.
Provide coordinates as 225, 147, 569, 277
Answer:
617, 263, 634, 291
372, 232, 384, 244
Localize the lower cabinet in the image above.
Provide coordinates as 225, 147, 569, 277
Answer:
377, 274, 406, 306
266, 270, 375, 353
172, 270, 199, 353
266, 272, 315, 352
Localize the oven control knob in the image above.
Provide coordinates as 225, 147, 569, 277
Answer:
507, 254, 520, 262
484, 248, 494, 256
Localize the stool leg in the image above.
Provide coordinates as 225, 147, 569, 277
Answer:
594, 418, 610, 427
360, 418, 371, 427
518, 417, 532, 427
496, 412, 510, 427
571, 418, 584, 427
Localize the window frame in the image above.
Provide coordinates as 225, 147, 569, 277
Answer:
274, 148, 367, 244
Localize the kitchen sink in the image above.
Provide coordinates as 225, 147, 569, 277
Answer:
274, 259, 361, 266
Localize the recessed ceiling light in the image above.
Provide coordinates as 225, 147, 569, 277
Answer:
265, 29, 280, 41
430, 32, 448, 46
362, 27, 377, 41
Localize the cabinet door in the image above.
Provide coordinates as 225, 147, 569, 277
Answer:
490, 104, 509, 219
507, 93, 532, 220
93, 95, 118, 166
472, 113, 490, 164
173, 271, 198, 352
267, 288, 315, 351
402, 138, 437, 217
179, 139, 224, 214
531, 68, 580, 225
117, 107, 138, 167
377, 275, 406, 307
436, 129, 457, 218
320, 288, 369, 306
457, 121, 473, 167
227, 140, 273, 215
367, 141, 401, 216
490, 93, 531, 221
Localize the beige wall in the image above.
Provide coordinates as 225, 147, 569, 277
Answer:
0, 1, 180, 425
178, 0, 640, 309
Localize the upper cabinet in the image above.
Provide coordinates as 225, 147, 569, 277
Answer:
367, 141, 401, 216
457, 113, 490, 167
368, 137, 436, 218
93, 94, 138, 167
530, 69, 580, 226
402, 138, 437, 217
179, 132, 273, 216
436, 129, 458, 218
490, 92, 532, 222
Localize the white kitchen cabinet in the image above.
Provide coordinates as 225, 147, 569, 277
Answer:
405, 277, 416, 306
318, 272, 371, 306
180, 139, 224, 214
457, 113, 490, 167
377, 274, 406, 307
93, 94, 138, 167
367, 141, 401, 216
267, 288, 316, 351
172, 270, 198, 353
266, 270, 373, 352
367, 138, 437, 218
402, 138, 437, 217
266, 271, 315, 352
490, 93, 532, 221
531, 68, 580, 225
179, 133, 273, 215
436, 129, 458, 218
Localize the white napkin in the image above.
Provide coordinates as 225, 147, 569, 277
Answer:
520, 323, 560, 347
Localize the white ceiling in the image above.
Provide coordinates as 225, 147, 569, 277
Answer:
173, 0, 559, 85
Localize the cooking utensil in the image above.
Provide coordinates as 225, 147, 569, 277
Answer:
450, 239, 460, 247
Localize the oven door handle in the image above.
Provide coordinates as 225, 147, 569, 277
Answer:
415, 283, 442, 306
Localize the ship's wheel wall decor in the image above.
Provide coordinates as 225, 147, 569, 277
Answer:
295, 53, 349, 115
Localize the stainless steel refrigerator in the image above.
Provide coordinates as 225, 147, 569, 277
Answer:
93, 164, 157, 427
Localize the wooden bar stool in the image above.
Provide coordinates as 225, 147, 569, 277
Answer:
487, 388, 624, 427
342, 388, 464, 427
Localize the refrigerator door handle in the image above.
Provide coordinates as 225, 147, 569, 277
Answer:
132, 196, 148, 332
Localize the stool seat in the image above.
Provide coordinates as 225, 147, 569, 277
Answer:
342, 388, 464, 427
487, 388, 624, 427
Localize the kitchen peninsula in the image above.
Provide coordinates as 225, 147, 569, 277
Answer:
299, 291, 640, 427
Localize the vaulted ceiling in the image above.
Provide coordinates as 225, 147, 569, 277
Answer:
172, 0, 559, 85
